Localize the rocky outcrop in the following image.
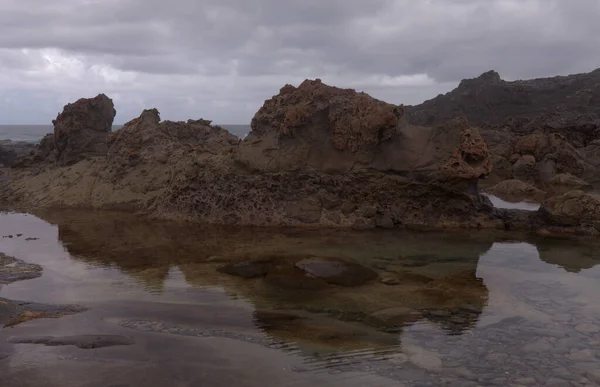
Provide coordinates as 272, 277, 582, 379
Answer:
406, 69, 600, 188
3, 77, 600, 234
405, 69, 600, 140
436, 119, 492, 184
237, 79, 404, 173
52, 94, 116, 165
541, 191, 600, 232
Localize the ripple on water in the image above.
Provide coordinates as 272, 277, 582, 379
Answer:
1, 209, 600, 386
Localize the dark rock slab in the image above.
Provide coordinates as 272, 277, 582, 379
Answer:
295, 257, 378, 287
8, 334, 135, 349
217, 259, 274, 278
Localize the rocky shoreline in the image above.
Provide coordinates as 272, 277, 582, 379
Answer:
1, 70, 600, 235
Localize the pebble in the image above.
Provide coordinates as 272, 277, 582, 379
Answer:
575, 323, 600, 334
568, 349, 596, 362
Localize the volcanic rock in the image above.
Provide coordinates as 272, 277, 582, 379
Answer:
236, 79, 404, 173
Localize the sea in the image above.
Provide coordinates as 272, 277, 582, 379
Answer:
0, 124, 251, 143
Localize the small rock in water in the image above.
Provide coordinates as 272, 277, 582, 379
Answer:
25, 237, 40, 241
295, 257, 377, 287
2, 235, 12, 239
9, 335, 135, 349
16, 234, 22, 237
217, 259, 273, 278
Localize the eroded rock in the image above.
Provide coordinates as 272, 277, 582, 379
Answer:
53, 94, 116, 165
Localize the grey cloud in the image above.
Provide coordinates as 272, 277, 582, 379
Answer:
1, 0, 599, 125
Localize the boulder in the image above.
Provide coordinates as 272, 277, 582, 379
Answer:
52, 94, 116, 165
541, 190, 600, 231
485, 180, 546, 203
437, 120, 492, 183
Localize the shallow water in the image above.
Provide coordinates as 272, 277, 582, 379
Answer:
0, 210, 599, 386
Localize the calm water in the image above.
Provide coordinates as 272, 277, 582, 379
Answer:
0, 210, 599, 386
0, 124, 251, 142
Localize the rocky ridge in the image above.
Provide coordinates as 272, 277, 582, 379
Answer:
1, 73, 600, 234
406, 68, 600, 201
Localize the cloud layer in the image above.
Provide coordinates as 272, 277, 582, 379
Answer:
1, 0, 599, 124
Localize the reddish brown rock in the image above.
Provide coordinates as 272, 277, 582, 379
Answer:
437, 118, 492, 183
237, 79, 404, 173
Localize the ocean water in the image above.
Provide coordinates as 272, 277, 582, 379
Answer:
0, 124, 251, 143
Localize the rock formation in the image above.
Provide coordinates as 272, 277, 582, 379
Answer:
52, 94, 116, 165
406, 68, 600, 196
2, 73, 600, 235
237, 79, 404, 173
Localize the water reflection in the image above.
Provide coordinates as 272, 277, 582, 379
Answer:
1, 210, 600, 386
41, 210, 495, 352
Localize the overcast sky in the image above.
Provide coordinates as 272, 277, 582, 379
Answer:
1, 0, 599, 124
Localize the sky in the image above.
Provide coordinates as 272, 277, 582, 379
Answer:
1, 0, 599, 125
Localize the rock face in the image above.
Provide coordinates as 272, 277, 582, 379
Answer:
52, 94, 116, 165
237, 79, 404, 173
406, 69, 600, 189
405, 69, 600, 138
0, 140, 35, 167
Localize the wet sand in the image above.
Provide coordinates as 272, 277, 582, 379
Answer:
1, 210, 600, 386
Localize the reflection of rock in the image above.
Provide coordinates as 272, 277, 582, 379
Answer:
217, 260, 274, 279
40, 209, 494, 352
295, 257, 378, 287
535, 237, 600, 273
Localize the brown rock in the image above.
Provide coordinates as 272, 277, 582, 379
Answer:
541, 190, 600, 230
485, 180, 546, 203
237, 79, 404, 173
53, 94, 116, 165
512, 154, 537, 181
544, 173, 593, 196
437, 119, 492, 182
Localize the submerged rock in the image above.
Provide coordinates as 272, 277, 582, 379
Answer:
8, 334, 134, 349
295, 257, 378, 287
217, 259, 273, 278
0, 297, 88, 327
0, 253, 42, 284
